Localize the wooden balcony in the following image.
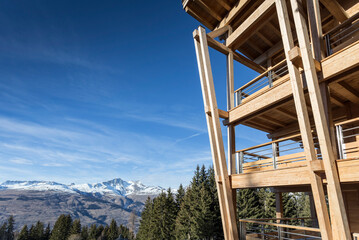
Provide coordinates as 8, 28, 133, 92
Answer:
230, 118, 359, 189
227, 38, 359, 132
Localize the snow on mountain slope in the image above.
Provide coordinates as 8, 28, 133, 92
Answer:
0, 178, 164, 196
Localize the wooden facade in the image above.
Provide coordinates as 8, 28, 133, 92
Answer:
183, 0, 359, 239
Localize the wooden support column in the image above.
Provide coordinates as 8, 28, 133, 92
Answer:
307, 0, 337, 157
194, 27, 239, 240
226, 27, 236, 176
226, 27, 238, 214
289, 0, 351, 239
275, 0, 333, 239
275, 192, 283, 223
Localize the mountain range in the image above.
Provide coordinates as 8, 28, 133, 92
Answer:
0, 178, 165, 230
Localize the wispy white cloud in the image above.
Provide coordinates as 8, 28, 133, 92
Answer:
10, 158, 33, 165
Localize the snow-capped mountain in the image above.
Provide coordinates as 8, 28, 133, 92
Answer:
0, 178, 164, 196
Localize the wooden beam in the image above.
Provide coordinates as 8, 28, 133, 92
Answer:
195, 26, 239, 240
194, 31, 266, 73
217, 0, 231, 11
205, 106, 229, 119
276, 107, 297, 120
185, 6, 214, 30
226, 0, 276, 48
319, 0, 349, 23
257, 31, 275, 47
276, 0, 333, 239
254, 41, 283, 64
338, 82, 359, 104
289, 0, 351, 239
330, 95, 345, 107
288, 46, 322, 71
196, 0, 222, 21
208, 25, 230, 39
258, 114, 287, 127
215, 0, 252, 30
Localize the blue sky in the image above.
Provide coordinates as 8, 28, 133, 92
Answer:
0, 0, 268, 188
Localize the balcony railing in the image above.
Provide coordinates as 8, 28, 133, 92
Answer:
235, 134, 321, 174
234, 60, 288, 107
336, 117, 359, 160
239, 218, 321, 240
324, 12, 359, 56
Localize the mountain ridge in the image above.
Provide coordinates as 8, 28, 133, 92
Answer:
0, 177, 164, 196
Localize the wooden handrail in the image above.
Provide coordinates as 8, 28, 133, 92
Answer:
335, 117, 359, 126
246, 217, 313, 221
234, 59, 286, 93
236, 133, 301, 153
239, 219, 321, 232
324, 11, 359, 36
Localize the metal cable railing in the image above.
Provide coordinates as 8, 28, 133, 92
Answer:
239, 219, 321, 240
324, 12, 359, 56
234, 60, 288, 107
235, 134, 321, 174
336, 118, 359, 159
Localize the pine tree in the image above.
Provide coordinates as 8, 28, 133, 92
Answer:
18, 225, 29, 240
283, 192, 297, 222
32, 221, 44, 240
208, 166, 223, 239
175, 184, 185, 210
50, 214, 72, 240
136, 197, 153, 240
175, 186, 193, 240
107, 219, 118, 240
237, 188, 262, 219
258, 188, 276, 219
70, 219, 81, 235
88, 224, 97, 240
81, 226, 89, 240
0, 222, 6, 240
44, 223, 51, 240
6, 216, 14, 240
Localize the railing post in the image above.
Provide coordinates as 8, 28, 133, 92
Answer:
236, 90, 242, 106
261, 224, 265, 240
272, 142, 278, 169
239, 221, 246, 240
324, 34, 332, 56
278, 226, 282, 240
239, 151, 244, 173
336, 124, 345, 159
268, 70, 273, 88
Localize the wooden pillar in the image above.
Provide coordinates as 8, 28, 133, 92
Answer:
226, 27, 238, 215
289, 0, 351, 239
307, 0, 337, 157
226, 26, 236, 176
275, 0, 333, 239
275, 192, 283, 222
193, 27, 239, 240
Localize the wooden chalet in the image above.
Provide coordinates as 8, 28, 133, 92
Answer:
182, 0, 359, 239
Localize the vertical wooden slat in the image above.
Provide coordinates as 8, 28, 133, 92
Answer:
275, 0, 333, 239
289, 0, 351, 239
193, 30, 229, 240
194, 27, 239, 240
